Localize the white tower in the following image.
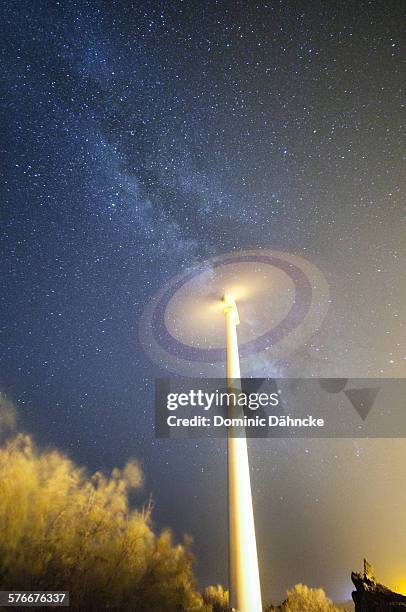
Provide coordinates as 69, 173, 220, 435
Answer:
223, 294, 262, 612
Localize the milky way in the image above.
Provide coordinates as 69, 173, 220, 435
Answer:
1, 1, 405, 602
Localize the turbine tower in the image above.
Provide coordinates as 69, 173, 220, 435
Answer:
223, 294, 262, 612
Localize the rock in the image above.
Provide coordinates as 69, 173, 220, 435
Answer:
352, 559, 406, 611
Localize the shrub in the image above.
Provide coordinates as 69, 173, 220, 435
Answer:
202, 584, 229, 611
0, 415, 204, 610
283, 583, 341, 612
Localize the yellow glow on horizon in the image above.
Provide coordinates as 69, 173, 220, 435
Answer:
391, 579, 406, 596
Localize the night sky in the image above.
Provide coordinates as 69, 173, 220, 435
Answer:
1, 0, 405, 604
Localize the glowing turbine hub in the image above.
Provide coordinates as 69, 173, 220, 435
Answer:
222, 293, 240, 325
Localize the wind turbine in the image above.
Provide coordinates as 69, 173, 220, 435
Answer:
140, 249, 330, 611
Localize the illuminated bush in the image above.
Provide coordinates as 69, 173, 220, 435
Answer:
202, 584, 229, 611
0, 401, 205, 611
282, 583, 341, 612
